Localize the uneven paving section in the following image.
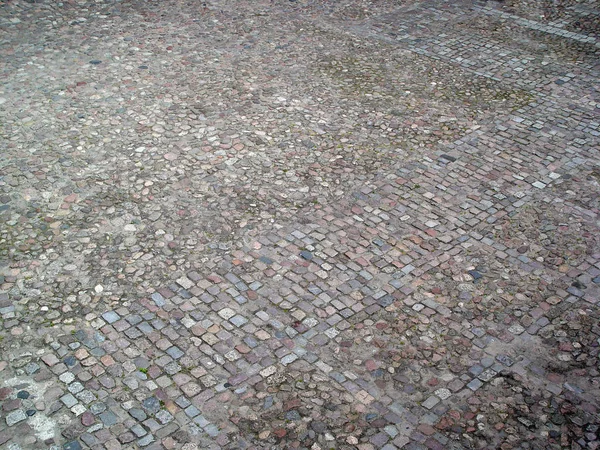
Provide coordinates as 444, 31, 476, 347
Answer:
1, 0, 599, 449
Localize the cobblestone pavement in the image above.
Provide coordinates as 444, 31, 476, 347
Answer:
1, 0, 599, 449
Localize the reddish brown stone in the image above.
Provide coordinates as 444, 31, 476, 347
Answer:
418, 424, 437, 436
81, 411, 95, 427
0, 387, 12, 401
2, 399, 20, 412
283, 398, 301, 411
273, 428, 287, 438
365, 360, 378, 371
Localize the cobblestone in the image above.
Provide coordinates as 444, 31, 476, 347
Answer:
1, 0, 599, 448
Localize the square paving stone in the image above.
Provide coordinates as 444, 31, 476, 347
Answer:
6, 410, 27, 426
99, 411, 119, 426
166, 346, 184, 359
467, 379, 484, 391
60, 394, 78, 408
137, 434, 155, 447
155, 410, 174, 424
63, 441, 83, 450
101, 311, 120, 324
422, 396, 440, 409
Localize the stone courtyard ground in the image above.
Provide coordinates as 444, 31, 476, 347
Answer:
1, 0, 599, 448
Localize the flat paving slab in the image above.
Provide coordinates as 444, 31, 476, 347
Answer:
1, 0, 599, 449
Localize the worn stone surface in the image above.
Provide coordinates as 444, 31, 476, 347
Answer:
1, 0, 599, 449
